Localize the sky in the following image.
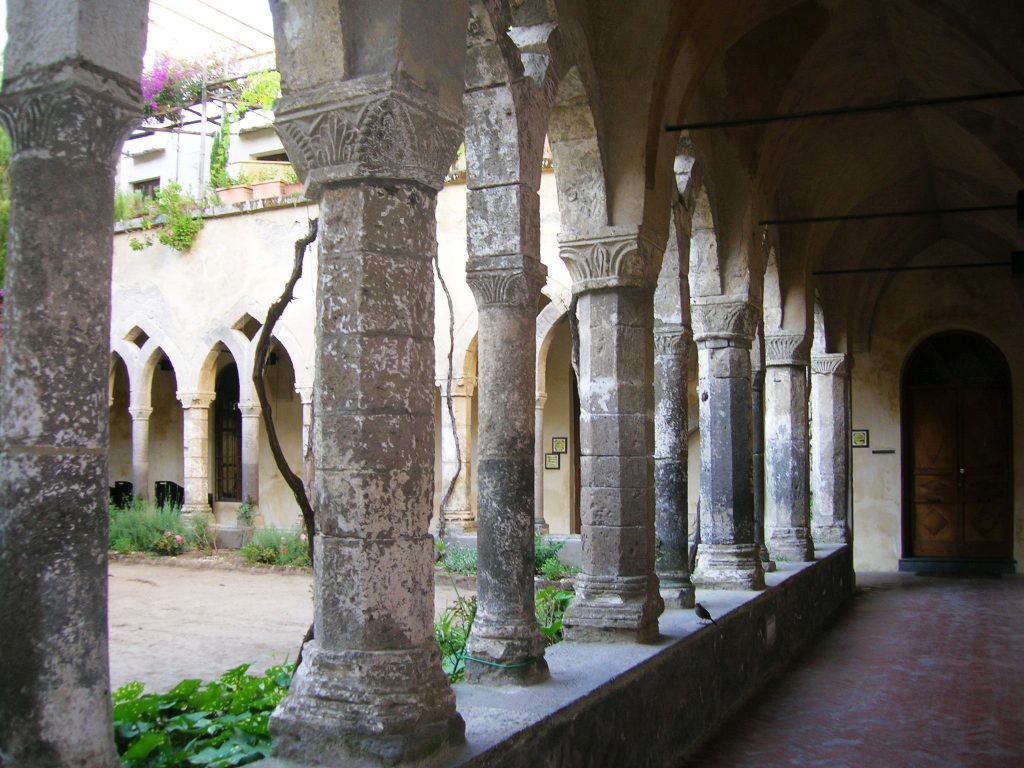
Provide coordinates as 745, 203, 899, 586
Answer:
0, 1, 276, 71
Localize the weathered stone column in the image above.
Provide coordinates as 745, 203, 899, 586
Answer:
751, 337, 775, 571
811, 353, 851, 544
0, 2, 145, 763
439, 382, 475, 533
239, 400, 261, 506
560, 231, 664, 641
654, 324, 695, 609
179, 392, 215, 520
130, 406, 153, 501
764, 331, 815, 562
691, 296, 766, 590
534, 393, 549, 534
267, 76, 465, 760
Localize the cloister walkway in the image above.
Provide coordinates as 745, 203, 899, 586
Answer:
681, 572, 1024, 768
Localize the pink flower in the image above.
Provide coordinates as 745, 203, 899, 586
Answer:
300, 533, 308, 542
174, 535, 184, 545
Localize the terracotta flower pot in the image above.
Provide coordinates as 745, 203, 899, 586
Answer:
217, 184, 252, 204
251, 180, 285, 200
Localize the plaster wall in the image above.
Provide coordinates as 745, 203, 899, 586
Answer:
541, 319, 575, 535
850, 242, 1024, 572
256, 350, 304, 529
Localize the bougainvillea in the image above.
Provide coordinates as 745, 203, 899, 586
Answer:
141, 55, 227, 121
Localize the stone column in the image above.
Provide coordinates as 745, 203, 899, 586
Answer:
239, 400, 261, 506
129, 406, 153, 501
653, 324, 695, 609
0, 3, 145, 763
751, 338, 775, 571
764, 331, 815, 562
438, 382, 476, 534
267, 81, 464, 762
691, 296, 766, 590
464, 255, 548, 682
811, 353, 850, 544
559, 231, 664, 641
534, 393, 549, 534
179, 392, 215, 521
296, 386, 313, 458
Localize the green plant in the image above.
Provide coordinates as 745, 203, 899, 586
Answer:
534, 537, 564, 573
109, 499, 190, 555
240, 528, 310, 567
440, 543, 478, 575
112, 663, 291, 767
434, 594, 477, 683
129, 182, 207, 253
209, 114, 234, 189
535, 587, 573, 645
190, 514, 216, 552
237, 500, 255, 527
539, 556, 580, 581
115, 189, 147, 222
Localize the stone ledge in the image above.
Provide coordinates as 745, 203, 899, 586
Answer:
260, 545, 854, 767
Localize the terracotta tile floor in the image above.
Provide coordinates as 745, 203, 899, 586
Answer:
681, 572, 1024, 768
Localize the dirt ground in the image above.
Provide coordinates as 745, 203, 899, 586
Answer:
107, 557, 474, 693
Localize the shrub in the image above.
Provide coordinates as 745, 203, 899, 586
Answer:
112, 663, 291, 767
128, 182, 207, 253
534, 537, 564, 573
535, 587, 573, 645
434, 595, 476, 683
109, 499, 189, 555
440, 543, 478, 575
539, 556, 580, 581
240, 528, 310, 567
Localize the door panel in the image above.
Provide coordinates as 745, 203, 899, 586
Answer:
904, 333, 1013, 561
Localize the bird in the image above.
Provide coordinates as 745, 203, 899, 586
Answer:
694, 602, 717, 626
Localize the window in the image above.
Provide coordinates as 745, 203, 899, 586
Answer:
132, 178, 160, 199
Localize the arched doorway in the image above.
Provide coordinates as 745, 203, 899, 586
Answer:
215, 362, 242, 502
901, 331, 1013, 564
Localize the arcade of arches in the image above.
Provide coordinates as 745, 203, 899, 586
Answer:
1, 1, 1022, 766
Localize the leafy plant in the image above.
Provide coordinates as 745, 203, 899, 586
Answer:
434, 594, 477, 683
109, 499, 191, 555
539, 556, 580, 581
209, 114, 234, 189
115, 189, 147, 222
112, 663, 291, 767
440, 543, 478, 575
128, 182, 207, 253
534, 537, 565, 572
240, 528, 310, 567
236, 500, 255, 527
535, 587, 573, 645
190, 514, 216, 552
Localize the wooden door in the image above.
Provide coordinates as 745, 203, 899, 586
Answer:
905, 333, 1013, 559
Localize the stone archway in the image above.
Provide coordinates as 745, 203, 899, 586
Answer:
901, 330, 1014, 567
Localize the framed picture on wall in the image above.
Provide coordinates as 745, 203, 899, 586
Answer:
545, 453, 561, 470
851, 429, 869, 448
551, 437, 568, 454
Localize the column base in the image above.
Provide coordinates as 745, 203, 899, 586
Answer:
657, 571, 696, 609
441, 509, 477, 535
534, 519, 550, 535
693, 544, 766, 590
563, 575, 664, 643
465, 621, 549, 685
181, 504, 213, 524
759, 544, 777, 572
269, 641, 465, 767
767, 527, 815, 562
812, 522, 849, 546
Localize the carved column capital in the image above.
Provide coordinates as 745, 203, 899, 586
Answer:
128, 406, 153, 421
812, 352, 849, 377
653, 324, 693, 359
238, 400, 262, 419
559, 228, 663, 294
177, 391, 215, 410
765, 331, 811, 367
691, 296, 759, 346
466, 256, 547, 309
0, 69, 141, 164
274, 78, 462, 195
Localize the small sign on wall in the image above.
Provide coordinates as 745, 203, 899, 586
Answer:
544, 453, 561, 470
551, 437, 568, 454
852, 429, 869, 448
